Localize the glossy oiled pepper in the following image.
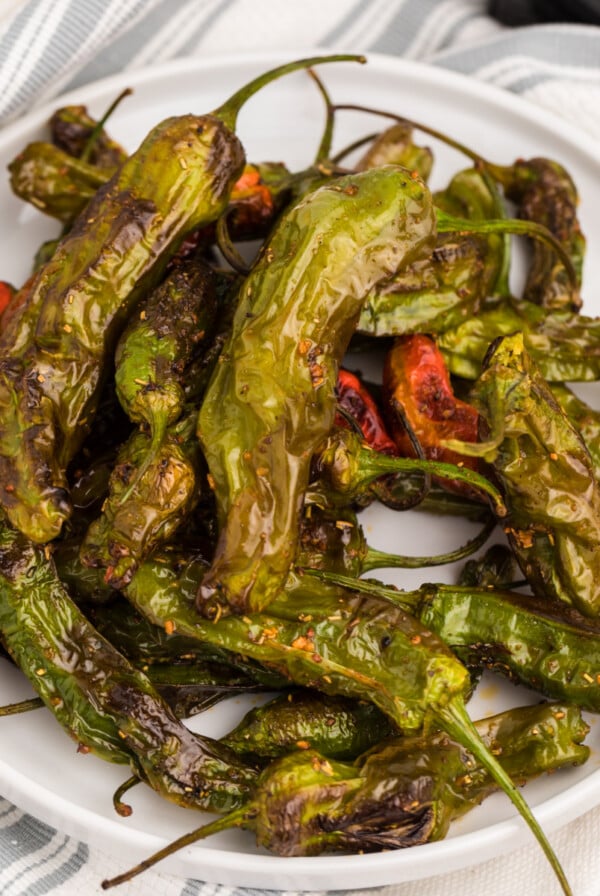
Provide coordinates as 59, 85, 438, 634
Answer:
222, 691, 394, 760
382, 334, 483, 498
355, 121, 433, 179
123, 550, 571, 892
551, 384, 600, 477
358, 168, 509, 337
49, 102, 128, 168
485, 156, 585, 311
438, 295, 600, 382
80, 409, 204, 588
196, 165, 437, 617
0, 54, 359, 544
103, 701, 586, 886
114, 255, 218, 493
0, 518, 256, 812
8, 143, 111, 225
334, 368, 397, 455
447, 332, 600, 616
313, 568, 600, 714
306, 426, 505, 515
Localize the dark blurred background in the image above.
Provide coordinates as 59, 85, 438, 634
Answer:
489, 0, 600, 25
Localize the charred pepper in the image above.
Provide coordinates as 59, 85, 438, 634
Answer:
0, 54, 361, 544
196, 164, 437, 617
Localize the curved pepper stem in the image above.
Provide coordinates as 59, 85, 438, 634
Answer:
101, 808, 248, 889
214, 55, 366, 131
438, 700, 572, 896
435, 209, 578, 292
361, 515, 496, 572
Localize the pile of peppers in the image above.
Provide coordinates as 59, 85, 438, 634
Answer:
2, 55, 600, 895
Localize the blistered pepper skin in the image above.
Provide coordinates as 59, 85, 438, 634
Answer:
0, 519, 256, 813
0, 113, 245, 544
197, 166, 437, 616
467, 333, 600, 616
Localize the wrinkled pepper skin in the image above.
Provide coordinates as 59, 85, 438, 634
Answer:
355, 122, 433, 180
49, 103, 128, 168
224, 702, 587, 857
493, 157, 585, 312
334, 368, 397, 455
417, 584, 600, 712
222, 691, 394, 761
438, 296, 600, 382
196, 166, 436, 617
464, 332, 600, 616
114, 256, 218, 443
0, 109, 246, 543
551, 384, 600, 478
0, 519, 256, 813
8, 142, 111, 224
358, 168, 507, 337
80, 410, 203, 588
126, 551, 470, 736
306, 567, 600, 715
306, 426, 504, 514
382, 334, 482, 497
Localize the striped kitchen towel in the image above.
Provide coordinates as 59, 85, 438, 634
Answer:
0, 2, 599, 896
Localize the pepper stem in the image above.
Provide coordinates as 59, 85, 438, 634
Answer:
361, 515, 496, 572
101, 806, 248, 889
435, 209, 578, 292
0, 696, 43, 716
438, 699, 573, 896
118, 415, 169, 506
112, 775, 140, 818
214, 55, 366, 131
80, 88, 133, 164
356, 446, 507, 517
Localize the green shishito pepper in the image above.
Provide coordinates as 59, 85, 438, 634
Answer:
0, 519, 255, 813
358, 167, 509, 338
0, 54, 362, 544
445, 332, 600, 616
124, 552, 572, 893
103, 691, 585, 887
196, 165, 437, 617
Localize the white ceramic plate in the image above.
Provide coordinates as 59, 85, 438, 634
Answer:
1, 51, 600, 891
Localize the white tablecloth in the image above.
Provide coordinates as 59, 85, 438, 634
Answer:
1, 2, 599, 894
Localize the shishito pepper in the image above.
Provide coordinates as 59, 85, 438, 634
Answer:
0, 518, 256, 812
438, 295, 600, 382
104, 702, 587, 883
222, 691, 393, 761
123, 552, 571, 893
79, 409, 204, 589
358, 167, 509, 338
196, 165, 439, 618
310, 567, 600, 714
113, 254, 218, 498
0, 54, 361, 544
49, 101, 129, 168
445, 332, 600, 616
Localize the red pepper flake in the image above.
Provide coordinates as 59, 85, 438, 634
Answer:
312, 653, 323, 663
296, 740, 310, 750
298, 339, 312, 356
291, 636, 314, 652
261, 626, 279, 641
164, 619, 175, 635
77, 743, 91, 754
206, 473, 216, 491
410, 634, 421, 645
